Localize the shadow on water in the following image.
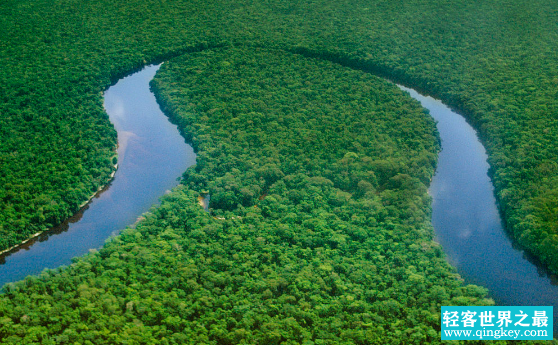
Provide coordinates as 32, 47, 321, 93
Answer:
0, 181, 113, 265
398, 85, 558, 333
0, 65, 196, 287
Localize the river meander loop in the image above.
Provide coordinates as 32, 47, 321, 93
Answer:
1, 63, 556, 333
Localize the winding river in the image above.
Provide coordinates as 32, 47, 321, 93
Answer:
0, 65, 556, 332
399, 85, 558, 331
0, 65, 196, 286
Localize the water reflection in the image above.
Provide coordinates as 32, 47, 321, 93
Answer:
0, 65, 196, 286
399, 85, 558, 332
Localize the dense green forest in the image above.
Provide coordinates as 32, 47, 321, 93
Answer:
0, 47, 493, 344
1, 0, 557, 273
0, 0, 557, 342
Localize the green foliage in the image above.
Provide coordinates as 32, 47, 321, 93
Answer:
0, 47, 495, 343
0, 0, 557, 274
0, 0, 221, 251
1, 0, 558, 343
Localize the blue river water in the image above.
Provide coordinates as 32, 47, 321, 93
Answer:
0, 65, 196, 286
399, 85, 558, 333
0, 65, 555, 334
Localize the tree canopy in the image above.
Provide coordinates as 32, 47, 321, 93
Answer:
1, 0, 558, 343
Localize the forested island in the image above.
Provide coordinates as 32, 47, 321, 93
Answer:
1, 0, 557, 343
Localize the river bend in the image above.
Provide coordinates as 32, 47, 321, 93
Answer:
0, 66, 556, 332
0, 65, 196, 286
399, 85, 558, 331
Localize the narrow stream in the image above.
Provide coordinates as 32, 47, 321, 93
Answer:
0, 65, 196, 287
399, 85, 558, 332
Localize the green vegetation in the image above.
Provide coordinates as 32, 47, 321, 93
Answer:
0, 47, 494, 344
1, 0, 557, 273
0, 0, 557, 342
0, 0, 222, 251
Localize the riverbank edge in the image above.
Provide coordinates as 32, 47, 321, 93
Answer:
282, 45, 558, 276
0, 42, 221, 260
0, 162, 119, 258
1, 41, 548, 285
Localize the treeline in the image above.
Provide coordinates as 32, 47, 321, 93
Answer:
282, 0, 558, 273
0, 47, 495, 344
215, 0, 558, 274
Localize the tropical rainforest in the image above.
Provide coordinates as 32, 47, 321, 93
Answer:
0, 0, 557, 343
